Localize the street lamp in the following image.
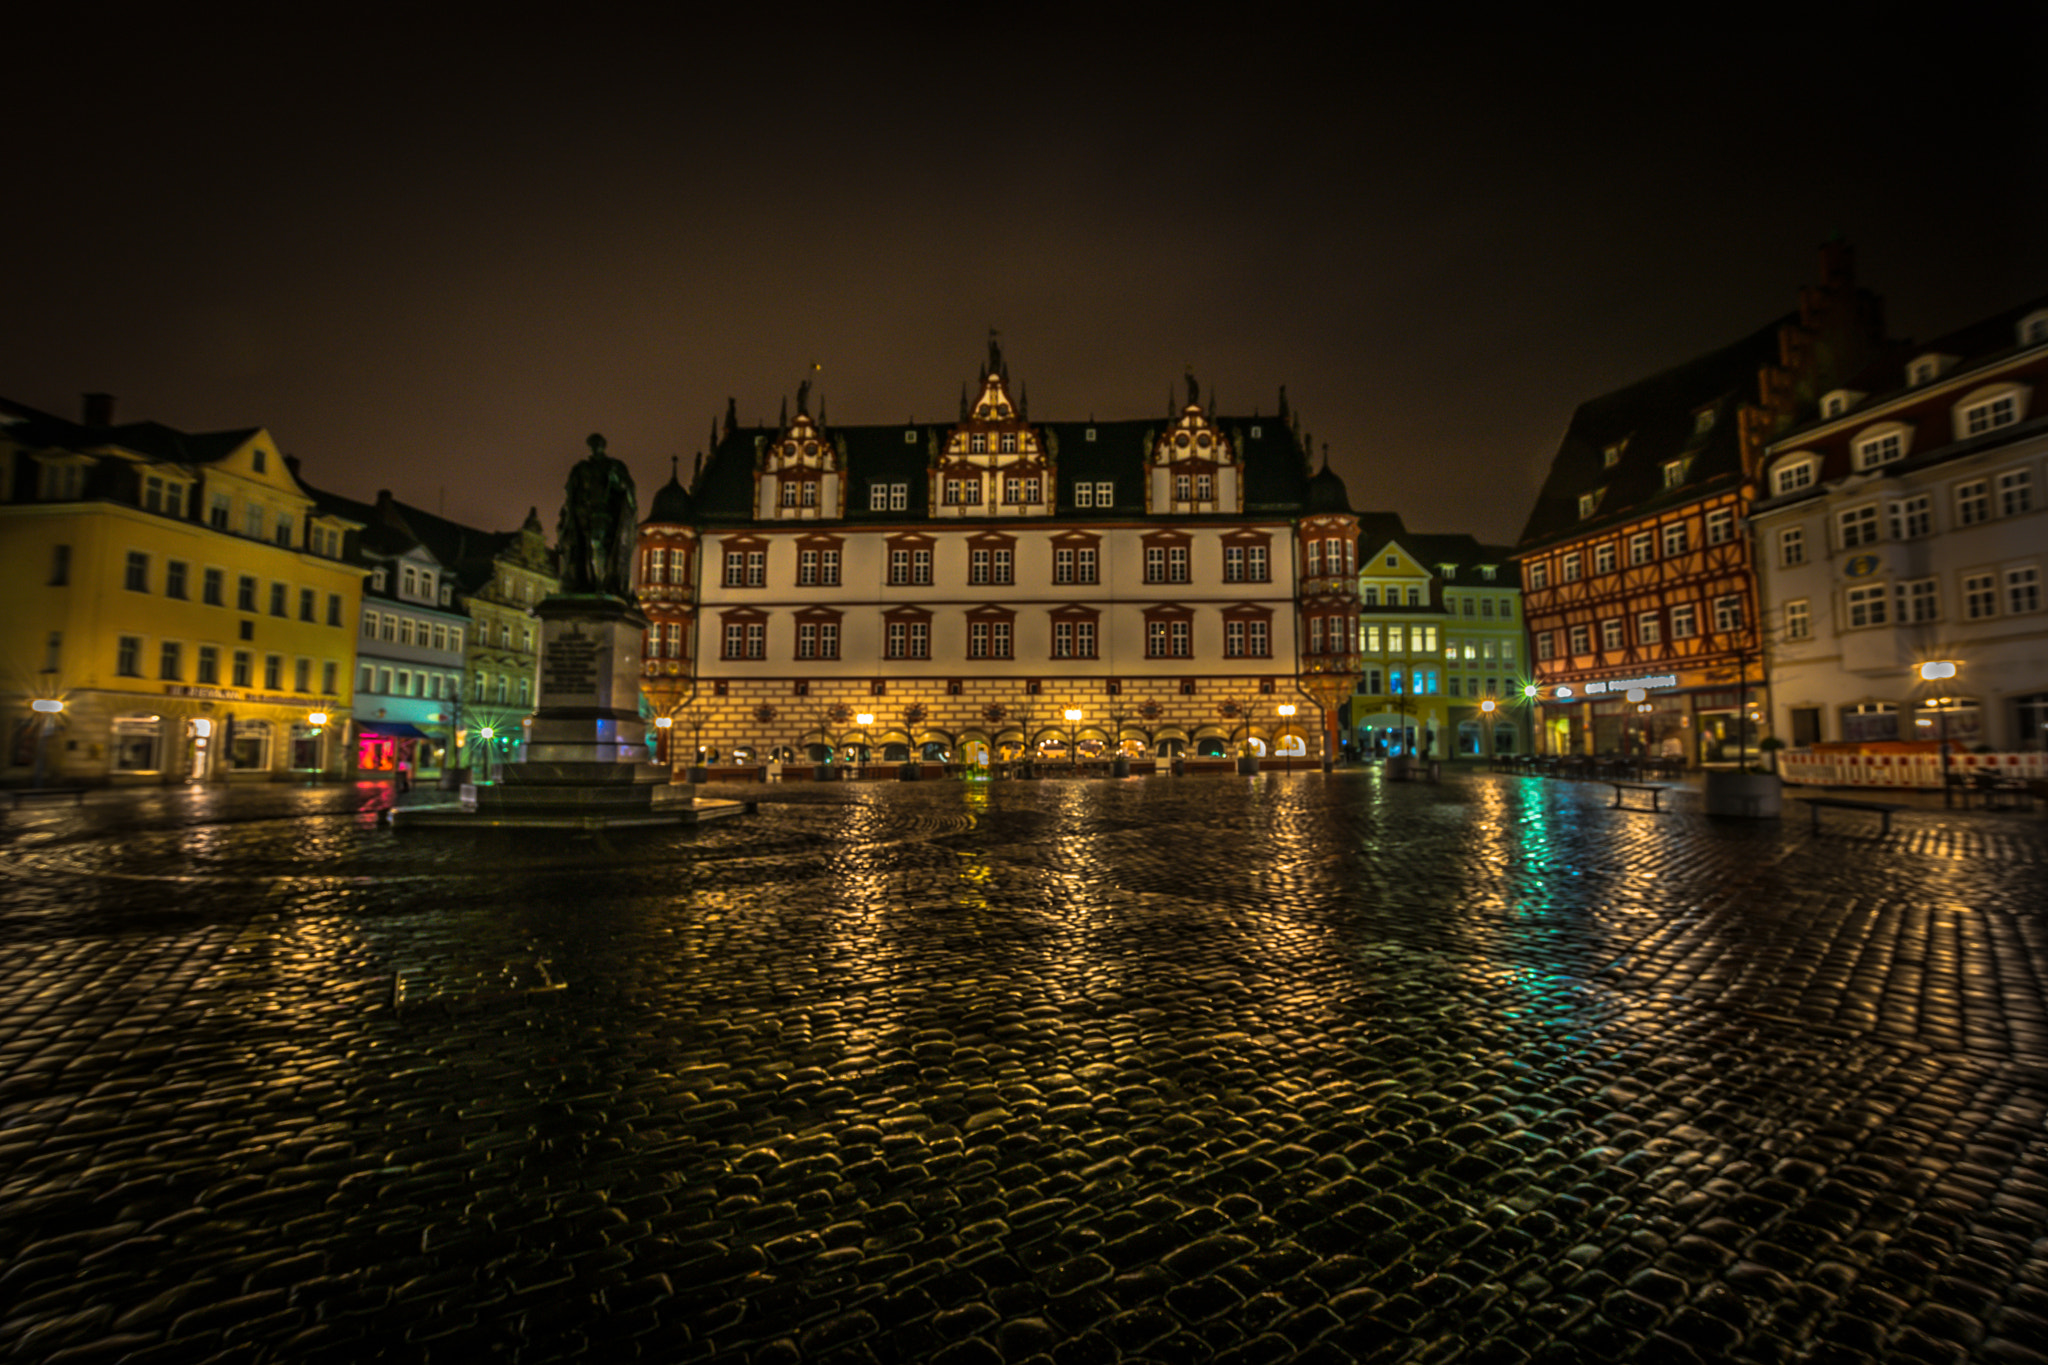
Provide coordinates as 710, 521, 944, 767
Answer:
1919, 660, 1958, 807
477, 724, 497, 783
654, 714, 672, 767
855, 712, 875, 775
1063, 708, 1083, 772
1480, 697, 1496, 763
1277, 703, 1296, 773
30, 697, 63, 790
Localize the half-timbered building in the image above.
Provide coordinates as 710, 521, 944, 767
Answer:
1514, 243, 1889, 763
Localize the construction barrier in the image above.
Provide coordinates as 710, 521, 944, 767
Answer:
1778, 750, 2048, 788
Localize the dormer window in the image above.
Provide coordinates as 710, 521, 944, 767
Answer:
1820, 389, 1864, 419
2020, 310, 2048, 347
1853, 425, 1910, 471
1772, 455, 1817, 496
1577, 489, 1604, 519
1603, 439, 1627, 467
1441, 564, 1457, 580
371, 568, 387, 592
1692, 410, 1716, 436
1907, 355, 1949, 386
1480, 566, 1497, 582
1960, 391, 2021, 437
252, 448, 268, 473
999, 432, 1018, 454
1086, 427, 1098, 442
969, 434, 987, 454
1662, 459, 1687, 488
904, 428, 918, 444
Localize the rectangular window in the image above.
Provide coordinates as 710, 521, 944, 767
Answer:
1600, 619, 1622, 650
1529, 561, 1548, 589
1713, 595, 1743, 633
1175, 473, 1192, 501
799, 550, 819, 586
1838, 505, 1879, 548
1145, 546, 1166, 583
362, 610, 379, 638
232, 650, 252, 688
1662, 523, 1688, 557
780, 481, 799, 508
1637, 611, 1661, 644
870, 484, 889, 512
1075, 483, 1094, 509
210, 492, 231, 529
1171, 620, 1191, 658
1662, 460, 1685, 488
1389, 625, 1405, 653
1856, 433, 1903, 469
1594, 543, 1615, 575
1888, 495, 1931, 541
294, 658, 311, 693
264, 654, 283, 690
1195, 474, 1213, 501
158, 640, 181, 680
1773, 461, 1815, 495
1706, 508, 1734, 545
1248, 546, 1267, 581
1249, 621, 1269, 657
912, 550, 932, 585
745, 624, 765, 659
1169, 546, 1189, 583
746, 552, 765, 587
1310, 617, 1325, 655
125, 551, 149, 592
275, 514, 293, 547
1055, 548, 1076, 584
1784, 600, 1810, 640
244, 502, 264, 538
1897, 578, 1939, 623
889, 483, 908, 511
1780, 526, 1805, 566
449, 626, 463, 651
1146, 621, 1168, 658
191, 644, 220, 684
1628, 532, 1652, 566
2009, 566, 2042, 615
327, 594, 343, 627
322, 661, 337, 694
889, 549, 910, 585
1561, 552, 1580, 582
969, 621, 991, 658
725, 622, 745, 659
819, 550, 839, 586
1054, 621, 1075, 658
1671, 604, 1697, 639
1535, 632, 1554, 661
1964, 572, 1997, 619
299, 588, 316, 622
724, 551, 746, 587
269, 582, 288, 617
886, 623, 908, 659
1956, 480, 1990, 526
970, 549, 990, 584
1964, 395, 2018, 435
1568, 624, 1589, 654
1224, 546, 1244, 582
1225, 620, 1246, 657
1094, 482, 1113, 506
1998, 469, 2033, 517
202, 567, 224, 605
399, 618, 416, 647
1846, 584, 1888, 629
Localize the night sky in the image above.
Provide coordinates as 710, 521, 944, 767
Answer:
7, 12, 2044, 548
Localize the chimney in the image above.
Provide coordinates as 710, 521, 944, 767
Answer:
82, 393, 115, 427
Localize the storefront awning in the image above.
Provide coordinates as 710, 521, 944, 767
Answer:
356, 721, 431, 739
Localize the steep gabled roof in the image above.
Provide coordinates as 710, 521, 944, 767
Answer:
1518, 317, 1788, 551
690, 411, 1316, 523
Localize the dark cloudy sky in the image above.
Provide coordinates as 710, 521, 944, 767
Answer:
7, 10, 2044, 547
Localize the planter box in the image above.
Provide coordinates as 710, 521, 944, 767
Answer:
1703, 770, 1782, 819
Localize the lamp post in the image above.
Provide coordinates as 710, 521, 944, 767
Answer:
1063, 708, 1083, 773
1277, 703, 1296, 773
855, 712, 874, 777
477, 725, 497, 783
30, 697, 63, 790
654, 714, 672, 768
1480, 697, 1496, 763
1919, 660, 1958, 807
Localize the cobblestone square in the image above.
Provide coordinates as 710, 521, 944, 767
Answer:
1, 772, 2044, 1364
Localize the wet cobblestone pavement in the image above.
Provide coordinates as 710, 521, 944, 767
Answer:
1, 772, 2044, 1364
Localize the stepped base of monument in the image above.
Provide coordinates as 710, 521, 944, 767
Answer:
387, 762, 753, 829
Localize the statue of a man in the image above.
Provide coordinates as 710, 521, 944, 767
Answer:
556, 433, 639, 597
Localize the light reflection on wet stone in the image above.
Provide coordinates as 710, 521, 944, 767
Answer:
0, 774, 2043, 1362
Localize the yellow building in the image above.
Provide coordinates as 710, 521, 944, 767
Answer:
2, 396, 364, 785
1347, 516, 1528, 759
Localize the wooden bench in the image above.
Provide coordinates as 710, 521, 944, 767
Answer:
4, 787, 88, 808
1607, 782, 1670, 811
1800, 796, 1907, 835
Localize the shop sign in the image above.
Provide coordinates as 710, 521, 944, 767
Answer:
1579, 673, 1678, 697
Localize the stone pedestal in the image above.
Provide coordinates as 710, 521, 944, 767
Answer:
392, 595, 745, 829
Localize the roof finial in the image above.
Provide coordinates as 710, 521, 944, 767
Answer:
670, 453, 679, 481
1185, 367, 1199, 410
723, 396, 738, 436
795, 378, 810, 417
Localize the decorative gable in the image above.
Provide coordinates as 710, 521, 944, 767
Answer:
756, 402, 843, 521
1147, 382, 1242, 515
935, 339, 1052, 519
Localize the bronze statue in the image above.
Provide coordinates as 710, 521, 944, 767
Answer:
556, 433, 639, 597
